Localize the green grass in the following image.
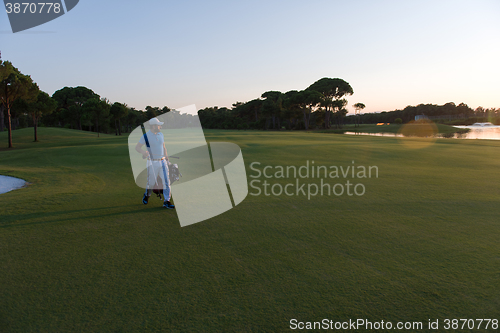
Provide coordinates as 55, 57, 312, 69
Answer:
1, 127, 499, 332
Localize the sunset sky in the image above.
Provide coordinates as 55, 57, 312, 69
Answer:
2, 0, 499, 114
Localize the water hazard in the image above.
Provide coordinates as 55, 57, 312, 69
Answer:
345, 123, 500, 140
451, 124, 500, 140
0, 175, 27, 195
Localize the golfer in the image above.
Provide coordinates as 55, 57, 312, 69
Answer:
135, 118, 175, 209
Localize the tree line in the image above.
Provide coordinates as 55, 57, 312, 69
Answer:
199, 99, 498, 130
199, 78, 357, 131
3, 59, 498, 148
344, 103, 499, 125
0, 60, 167, 147
2, 61, 362, 147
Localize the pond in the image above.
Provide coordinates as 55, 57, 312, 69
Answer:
345, 124, 500, 140
451, 124, 500, 140
345, 131, 404, 137
0, 175, 28, 195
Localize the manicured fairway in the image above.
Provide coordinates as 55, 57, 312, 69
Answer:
1, 128, 499, 332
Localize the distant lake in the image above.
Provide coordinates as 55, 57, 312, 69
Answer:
345, 124, 500, 140
452, 124, 500, 140
0, 175, 27, 195
345, 131, 404, 138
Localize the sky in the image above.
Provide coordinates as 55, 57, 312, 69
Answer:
1, 0, 499, 115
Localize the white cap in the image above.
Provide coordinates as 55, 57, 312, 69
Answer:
149, 118, 164, 126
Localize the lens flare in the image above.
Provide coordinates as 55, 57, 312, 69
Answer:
397, 120, 438, 149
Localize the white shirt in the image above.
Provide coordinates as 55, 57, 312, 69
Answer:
139, 130, 164, 159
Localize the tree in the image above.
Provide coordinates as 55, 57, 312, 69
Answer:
284, 91, 301, 129
306, 78, 353, 129
283, 90, 304, 130
353, 102, 365, 127
299, 90, 322, 130
331, 99, 348, 128
31, 91, 56, 141
231, 99, 262, 128
0, 60, 39, 148
110, 102, 128, 135
261, 91, 283, 130
125, 108, 143, 132
0, 104, 4, 132
52, 86, 99, 130
12, 90, 57, 142
159, 106, 170, 115
456, 103, 474, 118
247, 99, 263, 123
145, 106, 160, 119
82, 98, 110, 137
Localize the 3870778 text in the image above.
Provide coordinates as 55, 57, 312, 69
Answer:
5, 3, 61, 14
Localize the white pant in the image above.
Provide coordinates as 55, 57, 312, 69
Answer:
144, 159, 171, 201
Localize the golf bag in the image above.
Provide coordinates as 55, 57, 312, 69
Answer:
152, 162, 182, 199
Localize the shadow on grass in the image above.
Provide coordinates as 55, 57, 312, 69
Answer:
0, 204, 175, 229
0, 313, 8, 333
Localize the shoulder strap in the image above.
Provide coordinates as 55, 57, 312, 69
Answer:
140, 124, 154, 159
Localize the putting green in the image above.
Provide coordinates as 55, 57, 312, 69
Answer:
1, 127, 499, 331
